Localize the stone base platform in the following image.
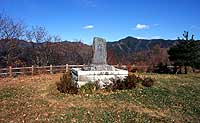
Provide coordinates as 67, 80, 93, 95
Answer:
71, 67, 128, 87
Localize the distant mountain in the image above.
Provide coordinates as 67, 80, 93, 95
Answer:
108, 36, 176, 52
107, 36, 177, 65
1, 36, 196, 67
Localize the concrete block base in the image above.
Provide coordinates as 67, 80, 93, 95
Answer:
71, 67, 128, 87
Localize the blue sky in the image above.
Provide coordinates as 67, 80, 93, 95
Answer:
1, 0, 200, 44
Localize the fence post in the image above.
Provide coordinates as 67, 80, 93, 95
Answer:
9, 66, 12, 77
31, 65, 34, 75
50, 65, 53, 74
22, 66, 25, 76
66, 64, 68, 72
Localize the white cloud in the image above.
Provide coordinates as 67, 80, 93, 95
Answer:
135, 24, 149, 30
83, 25, 94, 29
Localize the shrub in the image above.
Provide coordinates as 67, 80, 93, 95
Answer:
142, 77, 154, 87
112, 74, 141, 90
56, 72, 78, 94
79, 82, 97, 94
128, 74, 143, 84
153, 63, 173, 74
112, 79, 127, 90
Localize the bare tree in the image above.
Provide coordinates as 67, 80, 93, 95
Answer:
52, 35, 61, 42
40, 35, 52, 65
32, 26, 47, 43
25, 26, 48, 65
0, 13, 64, 67
40, 35, 63, 65
0, 13, 26, 67
0, 13, 26, 40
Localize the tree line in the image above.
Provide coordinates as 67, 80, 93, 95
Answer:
0, 13, 66, 67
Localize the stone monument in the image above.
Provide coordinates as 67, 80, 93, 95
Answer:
71, 37, 128, 87
83, 37, 115, 71
92, 37, 107, 64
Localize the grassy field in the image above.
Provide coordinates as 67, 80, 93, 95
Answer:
0, 73, 200, 123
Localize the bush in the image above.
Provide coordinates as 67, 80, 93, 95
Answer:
112, 74, 154, 90
112, 79, 127, 90
153, 63, 173, 74
112, 74, 142, 90
142, 77, 154, 87
128, 74, 143, 84
56, 72, 78, 94
79, 82, 98, 94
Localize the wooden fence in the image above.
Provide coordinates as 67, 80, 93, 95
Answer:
0, 64, 151, 77
0, 64, 86, 77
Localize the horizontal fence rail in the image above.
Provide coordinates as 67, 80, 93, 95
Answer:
0, 64, 78, 77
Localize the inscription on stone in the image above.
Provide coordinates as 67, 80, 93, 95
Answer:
92, 37, 107, 65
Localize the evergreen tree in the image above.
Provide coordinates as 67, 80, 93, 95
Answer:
168, 31, 200, 74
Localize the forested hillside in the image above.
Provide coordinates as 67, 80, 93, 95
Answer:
0, 36, 183, 67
